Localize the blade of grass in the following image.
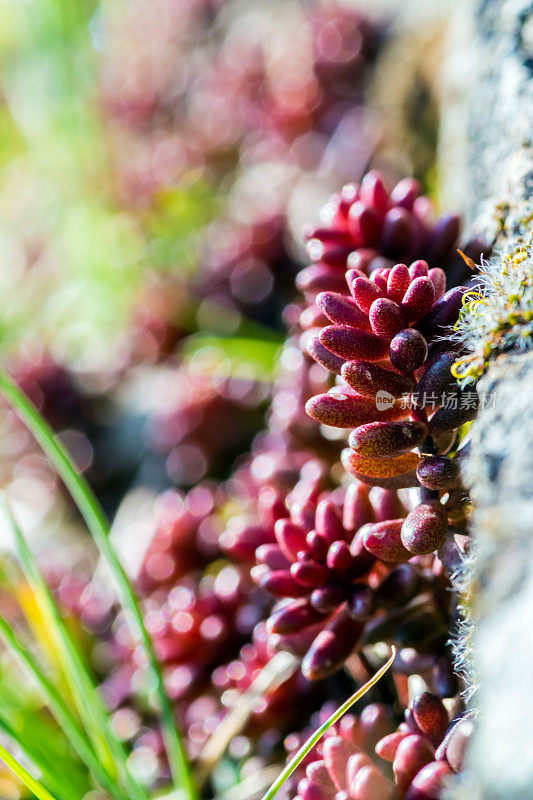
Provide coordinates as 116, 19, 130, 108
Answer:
0, 668, 92, 800
195, 651, 298, 787
260, 647, 396, 800
15, 573, 120, 772
214, 766, 281, 800
0, 736, 60, 800
0, 366, 196, 800
0, 712, 75, 800
0, 577, 128, 799
16, 580, 79, 708
0, 499, 146, 800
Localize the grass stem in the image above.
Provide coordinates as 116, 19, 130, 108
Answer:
259, 647, 396, 800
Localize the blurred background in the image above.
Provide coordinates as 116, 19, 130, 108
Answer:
0, 0, 450, 521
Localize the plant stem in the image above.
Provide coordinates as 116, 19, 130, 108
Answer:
0, 366, 196, 800
260, 647, 396, 800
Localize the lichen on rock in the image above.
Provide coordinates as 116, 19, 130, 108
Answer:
452, 234, 533, 383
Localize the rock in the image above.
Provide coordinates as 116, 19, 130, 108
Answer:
439, 2, 533, 799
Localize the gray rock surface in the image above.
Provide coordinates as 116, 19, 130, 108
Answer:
439, 1, 533, 798
441, 0, 533, 241
455, 353, 533, 800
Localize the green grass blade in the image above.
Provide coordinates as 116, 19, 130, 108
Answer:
0, 735, 60, 800
0, 366, 196, 800
10, 516, 122, 779
0, 500, 146, 800
260, 647, 396, 800
196, 651, 298, 787
0, 566, 127, 799
0, 711, 75, 800
0, 667, 92, 800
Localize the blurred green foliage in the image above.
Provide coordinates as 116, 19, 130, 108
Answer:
0, 0, 219, 367
182, 333, 283, 382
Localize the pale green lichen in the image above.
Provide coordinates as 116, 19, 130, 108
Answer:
451, 228, 533, 384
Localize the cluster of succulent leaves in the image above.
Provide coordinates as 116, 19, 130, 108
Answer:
0, 163, 478, 800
